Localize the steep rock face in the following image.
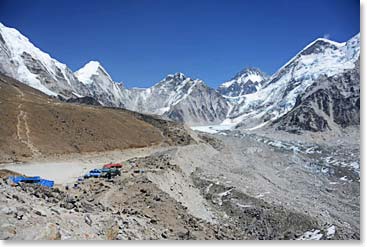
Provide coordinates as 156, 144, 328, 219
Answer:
165, 80, 230, 125
273, 59, 360, 133
227, 34, 360, 131
122, 73, 195, 115
74, 61, 125, 108
66, 96, 102, 106
0, 23, 89, 98
218, 68, 267, 97
123, 73, 230, 125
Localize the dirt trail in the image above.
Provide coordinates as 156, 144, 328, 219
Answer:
0, 145, 174, 185
14, 86, 41, 157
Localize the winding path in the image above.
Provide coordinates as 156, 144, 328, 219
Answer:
13, 86, 41, 157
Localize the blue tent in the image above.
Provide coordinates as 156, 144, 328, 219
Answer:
9, 176, 54, 188
38, 179, 54, 187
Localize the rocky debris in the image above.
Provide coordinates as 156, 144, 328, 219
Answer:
131, 112, 196, 146
185, 134, 359, 239
198, 134, 224, 151
17, 183, 66, 204
66, 96, 101, 106
1, 207, 17, 215
0, 224, 17, 240
0, 133, 359, 240
85, 215, 92, 226
125, 153, 178, 172
0, 169, 21, 178
34, 209, 47, 217
38, 223, 62, 240
192, 174, 324, 240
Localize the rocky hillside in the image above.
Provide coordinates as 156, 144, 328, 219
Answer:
0, 74, 195, 163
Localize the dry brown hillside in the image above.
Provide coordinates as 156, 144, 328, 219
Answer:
0, 74, 194, 163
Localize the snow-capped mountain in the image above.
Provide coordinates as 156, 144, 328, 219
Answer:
218, 67, 267, 97
74, 61, 125, 107
272, 35, 360, 132
272, 60, 360, 133
225, 34, 360, 132
122, 73, 230, 125
163, 75, 230, 125
0, 23, 88, 98
0, 23, 227, 125
0, 22, 359, 130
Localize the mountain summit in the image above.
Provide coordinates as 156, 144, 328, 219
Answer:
75, 61, 112, 85
74, 61, 125, 107
218, 67, 267, 97
122, 73, 229, 125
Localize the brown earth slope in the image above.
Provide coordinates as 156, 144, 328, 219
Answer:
0, 74, 194, 163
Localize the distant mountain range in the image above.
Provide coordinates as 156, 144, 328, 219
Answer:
0, 22, 360, 132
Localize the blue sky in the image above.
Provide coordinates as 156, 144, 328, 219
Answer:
0, 0, 359, 88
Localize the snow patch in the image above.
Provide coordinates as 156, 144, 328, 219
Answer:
191, 124, 234, 134
296, 229, 323, 240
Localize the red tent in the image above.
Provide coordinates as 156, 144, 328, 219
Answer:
103, 163, 123, 169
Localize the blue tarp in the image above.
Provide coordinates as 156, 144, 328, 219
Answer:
9, 176, 54, 188
38, 179, 54, 187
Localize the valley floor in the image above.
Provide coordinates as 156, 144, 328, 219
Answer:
0, 145, 172, 185
0, 129, 360, 240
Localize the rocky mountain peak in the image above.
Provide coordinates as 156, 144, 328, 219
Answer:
163, 72, 187, 82
218, 67, 267, 97
74, 60, 125, 108
232, 67, 266, 81
300, 38, 343, 56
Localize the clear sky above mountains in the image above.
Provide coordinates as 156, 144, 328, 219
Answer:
0, 0, 359, 88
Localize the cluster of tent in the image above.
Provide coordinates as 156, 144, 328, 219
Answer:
83, 163, 123, 179
8, 163, 124, 189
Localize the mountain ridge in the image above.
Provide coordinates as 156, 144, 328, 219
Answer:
0, 22, 360, 131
